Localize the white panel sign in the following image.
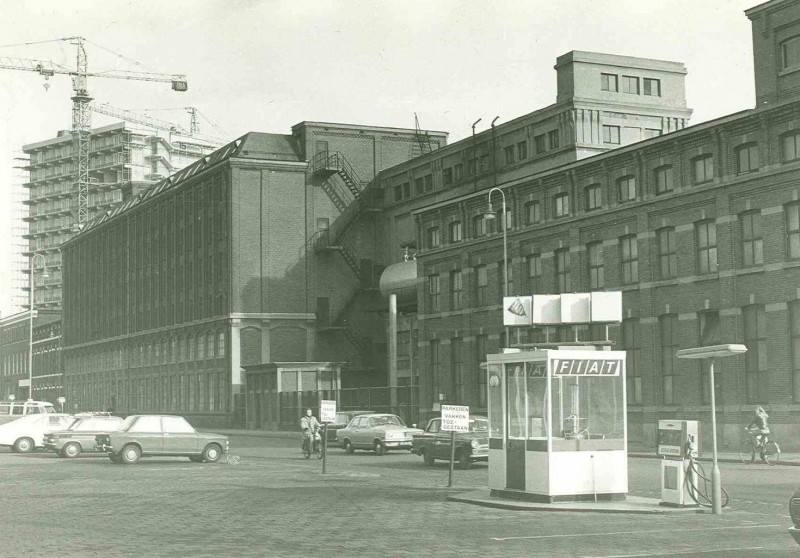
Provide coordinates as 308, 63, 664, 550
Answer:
532, 294, 561, 324
591, 291, 622, 323
560, 293, 591, 323
441, 405, 469, 432
320, 399, 337, 423
503, 296, 532, 326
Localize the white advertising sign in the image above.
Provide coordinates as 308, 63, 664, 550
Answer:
320, 399, 337, 423
441, 404, 469, 432
531, 294, 561, 324
503, 296, 532, 326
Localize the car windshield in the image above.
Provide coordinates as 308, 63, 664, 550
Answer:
369, 415, 405, 427
469, 419, 489, 432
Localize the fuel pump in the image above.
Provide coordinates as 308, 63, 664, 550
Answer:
657, 420, 699, 507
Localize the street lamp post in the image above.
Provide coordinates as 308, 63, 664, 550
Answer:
676, 344, 747, 515
27, 253, 48, 401
486, 187, 509, 347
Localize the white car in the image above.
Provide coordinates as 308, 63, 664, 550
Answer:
0, 413, 73, 453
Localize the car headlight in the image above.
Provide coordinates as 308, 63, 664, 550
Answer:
471, 439, 480, 449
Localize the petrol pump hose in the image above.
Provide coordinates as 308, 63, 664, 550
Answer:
685, 457, 729, 509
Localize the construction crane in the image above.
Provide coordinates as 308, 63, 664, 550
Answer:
0, 36, 188, 223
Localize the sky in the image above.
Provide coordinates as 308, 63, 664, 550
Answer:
0, 0, 758, 316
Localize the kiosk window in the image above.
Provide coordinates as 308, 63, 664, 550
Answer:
507, 364, 526, 438
488, 364, 504, 439
526, 362, 547, 439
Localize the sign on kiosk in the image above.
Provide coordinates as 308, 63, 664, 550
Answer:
320, 400, 337, 423
441, 405, 469, 432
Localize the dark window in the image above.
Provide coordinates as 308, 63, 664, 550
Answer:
744, 305, 768, 404
443, 167, 453, 186
655, 165, 674, 195
504, 145, 515, 165
555, 248, 571, 292
603, 125, 620, 144
659, 314, 677, 404
554, 193, 569, 217
449, 221, 462, 243
428, 227, 440, 248
782, 131, 800, 162
740, 211, 763, 267
517, 141, 528, 160
454, 163, 463, 181
525, 200, 541, 224
620, 235, 639, 284
526, 253, 542, 293
497, 259, 513, 297
430, 340, 441, 396
696, 220, 717, 274
787, 202, 800, 259
402, 182, 410, 197
415, 177, 424, 194
424, 175, 433, 191
548, 130, 560, 150
473, 215, 487, 237
474, 265, 488, 306
790, 301, 800, 401
699, 311, 722, 405
467, 158, 477, 176
692, 155, 714, 184
393, 185, 402, 201
623, 318, 641, 405
496, 207, 512, 231
736, 143, 759, 174
601, 73, 618, 92
450, 270, 463, 310
657, 227, 677, 279
534, 134, 546, 154
585, 184, 602, 211
643, 78, 660, 96
428, 275, 440, 312
782, 36, 800, 70
587, 241, 604, 290
622, 75, 639, 94
617, 176, 635, 202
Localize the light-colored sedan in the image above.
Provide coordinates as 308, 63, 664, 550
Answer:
336, 413, 422, 455
0, 413, 73, 453
44, 414, 125, 458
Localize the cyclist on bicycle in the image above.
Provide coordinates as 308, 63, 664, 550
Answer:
746, 405, 770, 463
300, 409, 321, 453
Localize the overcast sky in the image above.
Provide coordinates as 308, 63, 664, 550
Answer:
0, 0, 758, 316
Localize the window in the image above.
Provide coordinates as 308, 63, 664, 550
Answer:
467, 158, 478, 176
548, 130, 560, 150
454, 163, 463, 181
585, 184, 602, 211
699, 311, 722, 405
428, 274, 440, 312
620, 235, 639, 284
587, 242, 604, 290
657, 227, 677, 279
782, 36, 800, 70
475, 265, 488, 306
480, 155, 490, 172
617, 176, 636, 202
525, 200, 541, 224
476, 334, 488, 407
393, 185, 402, 202
696, 220, 717, 274
473, 215, 488, 237
504, 145, 515, 165
654, 165, 674, 195
692, 155, 714, 184
430, 340, 441, 398
790, 301, 800, 400
534, 134, 546, 154
744, 305, 768, 403
782, 131, 800, 162
415, 177, 424, 194
451, 337, 465, 403
740, 211, 763, 267
526, 253, 542, 293
643, 78, 661, 97
450, 270, 463, 310
449, 221, 462, 243
623, 318, 641, 405
497, 207, 512, 231
403, 182, 410, 198
428, 227, 440, 248
622, 75, 639, 94
736, 143, 759, 174
517, 141, 528, 160
442, 167, 453, 186
659, 314, 678, 405
603, 125, 620, 144
554, 193, 570, 217
498, 259, 513, 297
601, 73, 618, 92
643, 128, 661, 139
425, 175, 433, 191
555, 248, 571, 292
787, 202, 800, 259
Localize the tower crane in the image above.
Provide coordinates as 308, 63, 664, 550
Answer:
0, 36, 188, 224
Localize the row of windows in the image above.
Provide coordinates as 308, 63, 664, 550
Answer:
425, 203, 800, 313
601, 73, 661, 97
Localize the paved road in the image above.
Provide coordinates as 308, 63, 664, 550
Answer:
0, 434, 797, 557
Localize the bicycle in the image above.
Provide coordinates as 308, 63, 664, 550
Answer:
738, 428, 780, 465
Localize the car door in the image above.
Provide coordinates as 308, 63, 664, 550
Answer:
161, 416, 199, 454
126, 416, 164, 454
428, 419, 449, 459
348, 416, 367, 447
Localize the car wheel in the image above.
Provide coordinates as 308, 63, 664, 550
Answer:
13, 437, 34, 454
374, 441, 385, 456
189, 456, 204, 463
109, 454, 122, 464
60, 442, 81, 459
343, 439, 354, 454
456, 450, 471, 470
202, 443, 223, 463
422, 449, 435, 466
120, 444, 141, 465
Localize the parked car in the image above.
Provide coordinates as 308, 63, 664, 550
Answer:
336, 413, 422, 455
411, 415, 489, 469
44, 413, 125, 458
95, 415, 229, 464
0, 400, 57, 426
790, 487, 800, 544
0, 413, 74, 453
325, 410, 374, 445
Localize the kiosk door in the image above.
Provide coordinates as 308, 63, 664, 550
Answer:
506, 363, 527, 490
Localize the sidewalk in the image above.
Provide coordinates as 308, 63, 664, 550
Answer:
216, 428, 800, 465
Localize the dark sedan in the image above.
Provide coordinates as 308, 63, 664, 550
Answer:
791, 488, 800, 544
95, 415, 228, 464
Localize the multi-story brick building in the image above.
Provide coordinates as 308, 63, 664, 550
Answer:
0, 311, 62, 402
